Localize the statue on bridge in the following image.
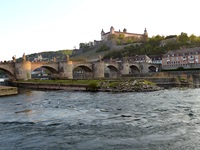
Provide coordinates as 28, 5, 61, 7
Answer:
99, 55, 102, 62
22, 53, 26, 61
12, 55, 16, 62
53, 56, 57, 62
66, 55, 69, 62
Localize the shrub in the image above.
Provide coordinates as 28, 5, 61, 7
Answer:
87, 81, 99, 91
108, 82, 119, 88
96, 44, 110, 52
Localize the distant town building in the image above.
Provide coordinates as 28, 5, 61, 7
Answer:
93, 40, 102, 45
149, 55, 162, 64
129, 55, 152, 63
86, 41, 94, 47
101, 26, 148, 41
162, 47, 200, 70
31, 68, 49, 79
34, 55, 49, 62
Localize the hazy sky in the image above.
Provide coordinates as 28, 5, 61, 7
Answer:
0, 0, 200, 61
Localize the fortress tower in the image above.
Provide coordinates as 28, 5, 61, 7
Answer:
143, 28, 148, 41
110, 26, 115, 34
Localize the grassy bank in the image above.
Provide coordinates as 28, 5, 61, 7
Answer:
15, 79, 159, 92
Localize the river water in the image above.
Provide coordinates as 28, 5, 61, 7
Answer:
1, 88, 200, 149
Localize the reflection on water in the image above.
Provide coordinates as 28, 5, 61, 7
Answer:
1, 88, 200, 149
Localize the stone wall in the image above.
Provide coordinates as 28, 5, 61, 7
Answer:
0, 86, 18, 96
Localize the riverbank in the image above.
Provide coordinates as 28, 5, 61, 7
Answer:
11, 77, 193, 92
0, 86, 18, 96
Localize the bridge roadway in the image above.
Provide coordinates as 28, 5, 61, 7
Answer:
0, 59, 159, 80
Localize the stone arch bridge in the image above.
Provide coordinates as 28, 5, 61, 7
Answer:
0, 59, 159, 80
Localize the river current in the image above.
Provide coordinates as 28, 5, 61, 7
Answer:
1, 88, 200, 149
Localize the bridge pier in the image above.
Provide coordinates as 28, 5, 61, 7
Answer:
15, 61, 31, 80
121, 62, 130, 75
58, 61, 73, 79
93, 62, 105, 78
140, 62, 149, 73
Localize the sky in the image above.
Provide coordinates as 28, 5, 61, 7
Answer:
0, 0, 200, 61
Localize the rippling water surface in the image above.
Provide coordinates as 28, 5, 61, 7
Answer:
1, 88, 200, 149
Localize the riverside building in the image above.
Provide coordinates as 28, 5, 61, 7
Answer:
162, 47, 200, 70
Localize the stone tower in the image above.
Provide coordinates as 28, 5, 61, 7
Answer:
110, 26, 115, 34
123, 28, 127, 33
101, 29, 105, 40
143, 28, 148, 41
101, 29, 105, 35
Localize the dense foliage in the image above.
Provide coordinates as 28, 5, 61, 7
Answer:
96, 44, 110, 52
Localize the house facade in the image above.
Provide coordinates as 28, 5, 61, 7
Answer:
162, 47, 200, 70
149, 55, 162, 64
128, 55, 152, 63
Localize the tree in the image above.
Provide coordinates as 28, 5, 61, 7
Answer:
189, 34, 197, 44
119, 33, 125, 40
79, 43, 86, 49
178, 32, 189, 44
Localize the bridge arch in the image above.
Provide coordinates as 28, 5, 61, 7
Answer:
31, 66, 58, 79
105, 65, 119, 78
0, 68, 15, 80
31, 62, 59, 73
148, 65, 157, 72
73, 65, 93, 79
129, 65, 140, 74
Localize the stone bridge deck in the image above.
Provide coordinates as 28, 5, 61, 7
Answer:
0, 60, 159, 80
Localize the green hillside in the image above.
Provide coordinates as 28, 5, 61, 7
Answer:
73, 32, 200, 60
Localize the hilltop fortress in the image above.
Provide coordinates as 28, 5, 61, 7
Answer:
80, 26, 148, 47
101, 26, 148, 41
74, 26, 148, 57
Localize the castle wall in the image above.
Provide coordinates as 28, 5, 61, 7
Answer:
101, 26, 147, 41
101, 33, 109, 41
102, 32, 144, 41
